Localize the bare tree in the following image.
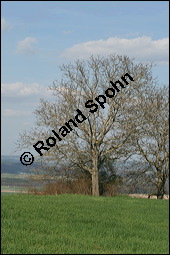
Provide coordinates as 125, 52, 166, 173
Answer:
124, 85, 169, 199
17, 54, 155, 196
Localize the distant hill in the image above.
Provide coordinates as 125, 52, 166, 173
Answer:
1, 155, 38, 174
1, 155, 21, 163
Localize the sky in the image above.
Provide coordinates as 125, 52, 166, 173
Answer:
1, 1, 169, 158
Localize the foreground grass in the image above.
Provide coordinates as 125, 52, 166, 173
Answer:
2, 194, 169, 254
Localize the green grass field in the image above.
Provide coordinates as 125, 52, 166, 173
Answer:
1, 173, 45, 194
2, 194, 169, 254
1, 186, 28, 191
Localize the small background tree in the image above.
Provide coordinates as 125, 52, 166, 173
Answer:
122, 85, 169, 199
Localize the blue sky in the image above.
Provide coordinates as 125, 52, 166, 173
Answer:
1, 1, 169, 157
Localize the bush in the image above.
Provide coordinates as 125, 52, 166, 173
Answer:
100, 183, 117, 196
42, 178, 92, 195
29, 177, 118, 196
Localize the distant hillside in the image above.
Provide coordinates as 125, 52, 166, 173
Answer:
1, 155, 21, 163
1, 155, 38, 174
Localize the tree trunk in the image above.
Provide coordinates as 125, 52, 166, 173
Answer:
92, 170, 99, 196
157, 194, 164, 199
157, 183, 165, 199
91, 152, 99, 196
156, 171, 165, 199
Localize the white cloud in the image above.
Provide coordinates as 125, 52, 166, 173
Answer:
2, 109, 32, 117
1, 82, 50, 97
61, 36, 169, 65
1, 18, 11, 32
16, 37, 37, 55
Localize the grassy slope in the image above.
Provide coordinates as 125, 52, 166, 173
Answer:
2, 194, 169, 254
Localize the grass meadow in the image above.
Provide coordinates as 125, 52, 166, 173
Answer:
2, 194, 169, 254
